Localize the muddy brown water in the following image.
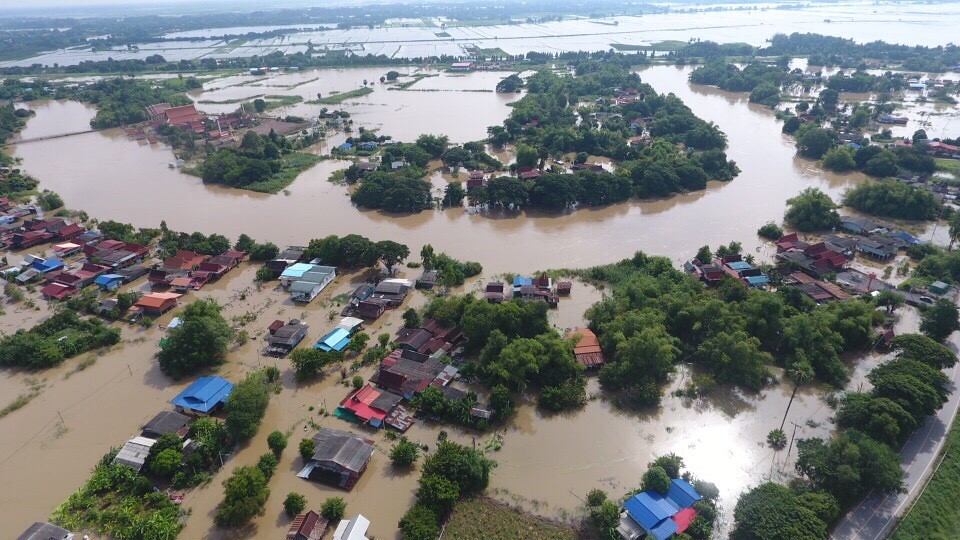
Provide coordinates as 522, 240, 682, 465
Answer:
2, 64, 958, 538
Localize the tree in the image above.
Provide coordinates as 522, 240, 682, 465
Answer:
321, 497, 346, 521
795, 430, 904, 506
399, 504, 441, 540
215, 466, 270, 527
390, 437, 421, 467
695, 245, 712, 263
375, 240, 409, 274
891, 333, 957, 369
249, 242, 279, 261
731, 483, 831, 540
252, 98, 267, 113
515, 144, 539, 169
421, 441, 496, 495
290, 348, 341, 381
403, 308, 421, 329
443, 181, 466, 207
418, 473, 460, 515
415, 134, 449, 158
920, 298, 960, 342
784, 187, 841, 231
781, 359, 814, 430
157, 299, 234, 380
36, 190, 64, 211
234, 234, 255, 252
283, 492, 307, 517
875, 290, 905, 314
224, 372, 270, 442
642, 466, 671, 495
822, 147, 856, 171
757, 222, 784, 240
299, 438, 315, 462
650, 454, 684, 479
267, 431, 287, 458
149, 448, 183, 479
819, 88, 839, 109
586, 489, 608, 507
257, 452, 278, 479
420, 244, 436, 269
796, 127, 836, 159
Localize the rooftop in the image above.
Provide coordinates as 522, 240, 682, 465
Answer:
170, 376, 234, 413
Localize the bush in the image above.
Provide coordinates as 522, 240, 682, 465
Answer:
299, 438, 315, 462
586, 488, 608, 507
215, 466, 270, 527
352, 375, 364, 389
757, 221, 784, 240
642, 466, 671, 495
284, 492, 307, 518
267, 431, 288, 458
37, 189, 64, 211
321, 497, 347, 521
257, 452, 278, 479
399, 504, 441, 540
390, 436, 421, 467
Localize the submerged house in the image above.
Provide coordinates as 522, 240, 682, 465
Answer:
370, 279, 411, 306
289, 265, 337, 303
337, 384, 404, 428
287, 510, 329, 540
617, 479, 703, 540
141, 410, 192, 440
170, 376, 234, 416
112, 436, 157, 472
17, 522, 75, 540
332, 514, 370, 540
133, 292, 182, 317
371, 348, 456, 399
315, 327, 351, 353
298, 429, 375, 489
570, 328, 606, 369
266, 320, 309, 357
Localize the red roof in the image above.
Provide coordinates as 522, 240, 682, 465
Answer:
41, 282, 76, 300
570, 328, 606, 367
340, 385, 388, 422
672, 507, 697, 535
164, 104, 204, 127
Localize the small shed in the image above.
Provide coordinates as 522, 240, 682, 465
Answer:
113, 436, 157, 472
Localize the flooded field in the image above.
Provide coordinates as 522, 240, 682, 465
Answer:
6, 1, 960, 67
11, 64, 900, 276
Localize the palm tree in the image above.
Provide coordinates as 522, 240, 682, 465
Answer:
780, 358, 815, 431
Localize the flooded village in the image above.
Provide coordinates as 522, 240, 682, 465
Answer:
3, 2, 960, 540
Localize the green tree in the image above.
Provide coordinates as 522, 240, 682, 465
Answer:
290, 348, 341, 381
283, 492, 307, 517
252, 98, 267, 113
375, 240, 410, 274
399, 504, 441, 540
215, 466, 270, 527
224, 372, 270, 442
421, 441, 496, 495
157, 299, 234, 379
515, 144, 539, 169
876, 290, 905, 314
695, 245, 713, 263
417, 473, 460, 515
257, 452, 278, 479
642, 466, 671, 495
784, 187, 841, 232
149, 448, 183, 479
443, 181, 466, 207
822, 146, 856, 172
390, 436, 421, 467
796, 126, 836, 159
402, 308, 422, 329
267, 431, 287, 458
921, 298, 960, 342
731, 482, 831, 540
299, 438, 315, 462
891, 333, 957, 369
321, 497, 346, 521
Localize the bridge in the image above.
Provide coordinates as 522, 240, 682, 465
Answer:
7, 129, 98, 145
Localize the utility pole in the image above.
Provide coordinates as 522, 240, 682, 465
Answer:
785, 421, 802, 460
57, 410, 65, 426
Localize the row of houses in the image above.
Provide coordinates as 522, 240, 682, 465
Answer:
684, 254, 770, 288
149, 249, 246, 292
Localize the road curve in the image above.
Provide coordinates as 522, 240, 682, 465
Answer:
831, 343, 960, 540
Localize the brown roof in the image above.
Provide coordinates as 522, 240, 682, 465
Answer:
287, 510, 328, 540
570, 328, 605, 367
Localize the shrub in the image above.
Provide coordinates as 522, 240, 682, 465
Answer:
399, 504, 441, 540
257, 452, 278, 479
321, 497, 347, 521
390, 436, 421, 467
267, 431, 288, 458
284, 492, 307, 517
757, 221, 784, 240
642, 466, 671, 495
299, 438, 315, 462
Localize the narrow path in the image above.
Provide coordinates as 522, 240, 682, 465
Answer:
9, 129, 97, 144
831, 332, 960, 540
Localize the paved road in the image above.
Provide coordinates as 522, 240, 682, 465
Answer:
831, 355, 960, 539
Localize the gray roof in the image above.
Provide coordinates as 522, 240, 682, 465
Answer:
370, 390, 403, 412
271, 321, 309, 346
113, 436, 156, 472
17, 522, 73, 540
290, 280, 322, 294
310, 429, 375, 474
141, 410, 191, 439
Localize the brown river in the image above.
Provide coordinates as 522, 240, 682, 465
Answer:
1, 64, 956, 538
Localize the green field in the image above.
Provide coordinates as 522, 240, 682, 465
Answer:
443, 497, 580, 540
611, 40, 689, 52
936, 157, 960, 177
310, 87, 374, 105
891, 412, 960, 539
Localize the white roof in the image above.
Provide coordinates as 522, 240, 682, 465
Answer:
333, 514, 370, 540
113, 436, 156, 472
337, 317, 363, 331
381, 278, 413, 287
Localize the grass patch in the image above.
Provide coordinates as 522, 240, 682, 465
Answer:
243, 152, 322, 193
260, 94, 303, 110
444, 497, 579, 540
612, 40, 689, 52
892, 410, 960, 539
309, 87, 373, 105
936, 158, 960, 177
0, 390, 40, 418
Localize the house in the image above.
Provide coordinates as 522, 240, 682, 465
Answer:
332, 514, 370, 540
117, 265, 149, 283
12, 230, 53, 249
857, 237, 898, 260
94, 274, 125, 291
280, 262, 318, 286
287, 510, 329, 540
351, 283, 374, 303
337, 142, 353, 152
170, 276, 195, 293
570, 328, 606, 368
557, 281, 572, 295
467, 170, 486, 189
357, 298, 389, 320
395, 327, 434, 352
485, 281, 505, 303
617, 479, 703, 540
170, 376, 234, 416
112, 436, 157, 472
40, 282, 76, 301
315, 327, 352, 352
17, 522, 75, 540
164, 250, 208, 271
290, 266, 337, 303
268, 319, 286, 335
53, 242, 82, 258
337, 317, 364, 335
840, 216, 881, 235
298, 429, 375, 489
371, 348, 455, 399
451, 61, 475, 71
133, 292, 181, 316
141, 410, 192, 439
356, 162, 379, 176
416, 269, 438, 289
266, 319, 309, 357
370, 279, 411, 306
32, 258, 65, 274
74, 262, 110, 287
337, 384, 403, 428
266, 246, 306, 276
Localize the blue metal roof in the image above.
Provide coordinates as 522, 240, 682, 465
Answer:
667, 478, 703, 509
513, 276, 533, 287
32, 258, 65, 273
315, 328, 351, 352
649, 517, 680, 540
281, 263, 314, 279
727, 261, 752, 271
624, 492, 679, 531
170, 376, 234, 414
745, 275, 770, 285
888, 231, 925, 245
94, 274, 124, 285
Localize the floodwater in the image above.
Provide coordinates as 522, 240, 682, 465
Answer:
5, 59, 960, 538
6, 1, 960, 67
11, 64, 892, 276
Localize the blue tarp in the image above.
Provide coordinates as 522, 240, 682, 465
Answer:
888, 231, 925, 245
315, 328, 351, 352
170, 376, 234, 414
